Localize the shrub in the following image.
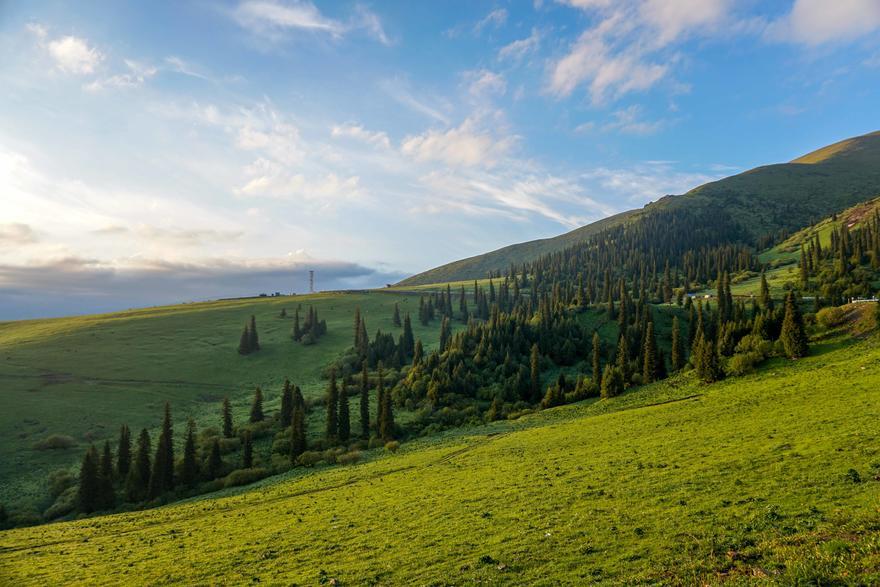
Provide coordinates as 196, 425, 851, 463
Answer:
337, 451, 361, 466
32, 434, 77, 450
816, 306, 847, 329
224, 467, 269, 488
43, 486, 77, 520
367, 437, 385, 450
47, 469, 76, 498
296, 451, 325, 467
385, 441, 400, 453
726, 352, 763, 377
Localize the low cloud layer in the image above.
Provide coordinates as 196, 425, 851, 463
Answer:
0, 256, 404, 320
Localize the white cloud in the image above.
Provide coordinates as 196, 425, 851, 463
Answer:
467, 70, 507, 97
602, 105, 666, 135
231, 0, 390, 45
765, 0, 880, 45
548, 0, 729, 103
401, 118, 516, 168
474, 8, 508, 33
331, 123, 391, 149
498, 29, 541, 61
84, 59, 158, 91
379, 78, 451, 124
0, 223, 39, 246
44, 35, 104, 75
238, 158, 362, 203
580, 161, 723, 206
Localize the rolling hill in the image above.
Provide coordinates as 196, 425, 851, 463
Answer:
400, 131, 880, 286
1, 313, 878, 585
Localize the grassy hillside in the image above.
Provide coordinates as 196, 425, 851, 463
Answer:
401, 131, 880, 286
2, 317, 878, 585
0, 291, 448, 514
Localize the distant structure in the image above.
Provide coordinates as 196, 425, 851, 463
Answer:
309, 270, 315, 294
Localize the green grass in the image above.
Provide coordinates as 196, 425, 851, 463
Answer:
2, 324, 878, 585
0, 291, 456, 514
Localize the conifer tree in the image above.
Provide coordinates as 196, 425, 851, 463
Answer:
78, 445, 100, 513
379, 367, 394, 441
412, 339, 424, 367
238, 325, 251, 355
292, 308, 302, 341
338, 375, 351, 443
600, 365, 623, 399
116, 424, 131, 479
248, 315, 260, 351
280, 308, 287, 318
375, 361, 385, 435
616, 331, 630, 385
207, 438, 223, 479
780, 292, 809, 359
529, 343, 540, 402
242, 430, 253, 469
642, 322, 657, 384
181, 418, 199, 488
148, 403, 174, 498
401, 314, 415, 359
392, 303, 402, 327
325, 369, 338, 441
99, 440, 115, 510
591, 332, 602, 386
290, 398, 306, 464
439, 316, 451, 353
222, 397, 234, 438
126, 428, 151, 502
280, 379, 293, 429
359, 361, 370, 438
670, 316, 684, 372
249, 386, 264, 423
760, 271, 773, 311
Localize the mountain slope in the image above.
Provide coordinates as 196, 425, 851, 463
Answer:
400, 130, 880, 286
2, 326, 878, 585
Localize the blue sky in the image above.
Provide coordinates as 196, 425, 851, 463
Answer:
1, 0, 880, 318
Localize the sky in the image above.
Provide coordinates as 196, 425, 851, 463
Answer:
1, 0, 880, 319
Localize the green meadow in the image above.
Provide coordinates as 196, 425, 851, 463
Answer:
1, 318, 877, 585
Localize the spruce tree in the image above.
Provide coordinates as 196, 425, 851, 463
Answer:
670, 316, 684, 372
375, 361, 385, 436
181, 418, 199, 488
360, 361, 370, 439
591, 332, 601, 386
99, 440, 115, 510
116, 424, 131, 479
238, 325, 251, 355
280, 379, 293, 429
379, 370, 395, 441
616, 331, 630, 385
401, 314, 415, 359
242, 430, 253, 469
338, 376, 351, 443
529, 344, 540, 402
78, 445, 100, 513
439, 316, 451, 353
392, 303, 401, 327
642, 322, 657, 384
249, 386, 264, 423
760, 271, 773, 311
126, 428, 151, 502
780, 292, 809, 359
292, 308, 302, 341
290, 400, 306, 464
207, 438, 223, 479
222, 396, 234, 438
149, 402, 174, 497
325, 369, 338, 441
600, 365, 623, 399
248, 315, 260, 351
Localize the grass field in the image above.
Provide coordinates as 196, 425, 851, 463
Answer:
1, 318, 877, 585
0, 291, 452, 514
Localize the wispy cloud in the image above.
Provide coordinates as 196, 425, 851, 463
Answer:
401, 117, 516, 168
763, 0, 880, 46
0, 223, 39, 246
498, 28, 541, 61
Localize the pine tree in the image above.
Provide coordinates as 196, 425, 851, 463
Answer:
616, 331, 630, 385
338, 375, 351, 443
600, 365, 623, 399
126, 428, 151, 502
222, 397, 234, 438
242, 430, 253, 469
280, 379, 293, 429
401, 314, 415, 359
375, 361, 386, 436
290, 398, 306, 464
392, 303, 401, 327
529, 343, 540, 402
99, 440, 115, 510
439, 316, 451, 352
280, 307, 287, 318
116, 424, 131, 479
642, 321, 657, 384
292, 308, 302, 341
325, 369, 338, 441
78, 445, 100, 513
248, 315, 260, 351
359, 361, 370, 438
780, 292, 809, 359
249, 386, 264, 423
379, 369, 394, 441
670, 316, 684, 372
148, 402, 175, 497
760, 271, 773, 311
487, 396, 502, 421
238, 325, 251, 355
181, 418, 199, 488
591, 332, 602, 386
207, 438, 223, 479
